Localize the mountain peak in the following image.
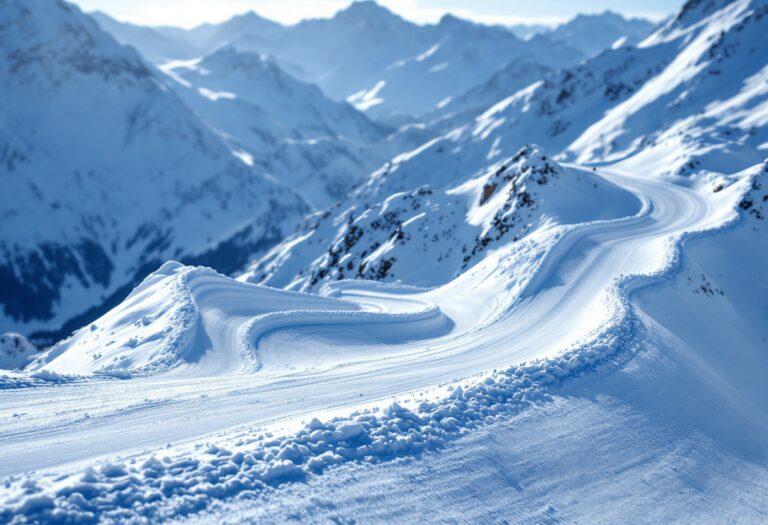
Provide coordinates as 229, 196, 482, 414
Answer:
1, 0, 152, 86
438, 13, 474, 28
574, 10, 624, 21
335, 1, 401, 23
215, 9, 283, 34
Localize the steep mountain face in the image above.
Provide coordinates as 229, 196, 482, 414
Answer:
345, 0, 767, 198
336, 12, 582, 118
547, 11, 657, 57
160, 47, 390, 209
568, 0, 768, 171
426, 58, 553, 130
0, 0, 307, 342
90, 1, 584, 119
90, 11, 196, 62
243, 0, 768, 293
242, 145, 640, 290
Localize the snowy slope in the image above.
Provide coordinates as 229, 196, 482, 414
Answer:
0, 0, 307, 341
245, 0, 768, 295
0, 0, 767, 523
425, 12, 654, 130
90, 11, 196, 62
92, 2, 584, 119
425, 58, 553, 130
568, 0, 768, 170
159, 47, 389, 209
243, 146, 640, 291
547, 11, 656, 57
0, 156, 759, 521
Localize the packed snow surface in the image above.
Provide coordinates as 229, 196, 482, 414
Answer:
1, 160, 761, 522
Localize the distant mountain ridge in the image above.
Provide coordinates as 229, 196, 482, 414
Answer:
0, 0, 307, 342
243, 0, 768, 292
159, 46, 393, 209
547, 11, 657, 57
91, 1, 585, 118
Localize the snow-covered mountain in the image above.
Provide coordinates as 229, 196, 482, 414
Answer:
90, 11, 197, 62
378, 0, 765, 192
242, 0, 768, 295
159, 11, 284, 54
159, 47, 390, 209
567, 0, 768, 170
0, 0, 307, 342
90, 2, 584, 119
1, 1, 768, 523
547, 11, 656, 57
425, 58, 553, 130
242, 146, 639, 290
332, 11, 582, 118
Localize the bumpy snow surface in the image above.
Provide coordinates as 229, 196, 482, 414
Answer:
1, 0, 768, 523
1, 160, 763, 522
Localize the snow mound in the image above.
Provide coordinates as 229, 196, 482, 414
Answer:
27, 262, 202, 377
27, 260, 451, 378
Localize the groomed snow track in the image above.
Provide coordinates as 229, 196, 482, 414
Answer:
0, 167, 750, 522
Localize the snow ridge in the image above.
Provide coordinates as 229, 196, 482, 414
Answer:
0, 0, 308, 341
1, 155, 755, 520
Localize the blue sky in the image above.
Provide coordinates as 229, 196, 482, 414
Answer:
71, 0, 686, 28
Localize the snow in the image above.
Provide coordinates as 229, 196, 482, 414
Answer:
347, 80, 387, 111
1, 0, 768, 522
1, 157, 758, 520
90, 1, 584, 119
158, 46, 392, 209
243, 145, 641, 291
0, 0, 307, 340
0, 334, 38, 371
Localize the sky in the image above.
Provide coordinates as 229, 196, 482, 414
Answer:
70, 0, 686, 29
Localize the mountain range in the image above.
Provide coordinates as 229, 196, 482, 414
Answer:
92, 3, 656, 119
1, 0, 767, 523
0, 0, 661, 343
158, 46, 391, 209
243, 0, 767, 306
0, 0, 307, 343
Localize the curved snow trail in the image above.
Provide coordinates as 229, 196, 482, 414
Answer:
0, 168, 729, 479
172, 274, 450, 377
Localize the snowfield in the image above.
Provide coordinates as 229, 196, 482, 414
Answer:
1, 161, 765, 522
1, 0, 768, 522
